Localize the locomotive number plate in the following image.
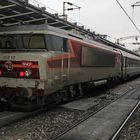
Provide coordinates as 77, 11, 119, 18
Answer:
0, 56, 16, 60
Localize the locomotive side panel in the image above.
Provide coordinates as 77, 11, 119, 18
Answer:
54, 39, 122, 85
81, 46, 115, 67
81, 46, 121, 81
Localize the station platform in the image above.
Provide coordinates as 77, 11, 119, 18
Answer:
58, 87, 140, 140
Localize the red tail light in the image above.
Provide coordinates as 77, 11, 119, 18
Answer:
0, 70, 2, 76
19, 71, 25, 77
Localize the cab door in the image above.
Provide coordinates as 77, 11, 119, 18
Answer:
60, 38, 70, 82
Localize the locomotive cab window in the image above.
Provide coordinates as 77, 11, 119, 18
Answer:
23, 34, 46, 49
0, 35, 23, 49
45, 34, 68, 52
0, 34, 46, 50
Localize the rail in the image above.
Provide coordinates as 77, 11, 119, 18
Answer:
111, 100, 140, 140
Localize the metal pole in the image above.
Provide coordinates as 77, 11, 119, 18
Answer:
63, 2, 65, 16
63, 2, 67, 21
131, 1, 140, 21
63, 2, 80, 21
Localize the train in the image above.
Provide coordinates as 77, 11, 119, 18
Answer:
0, 24, 140, 111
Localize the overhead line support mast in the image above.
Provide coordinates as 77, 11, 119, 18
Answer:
131, 1, 140, 19
62, 2, 81, 21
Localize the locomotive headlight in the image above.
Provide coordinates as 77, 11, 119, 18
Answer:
24, 69, 32, 77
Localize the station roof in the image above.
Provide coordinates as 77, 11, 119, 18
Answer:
0, 0, 94, 35
0, 0, 65, 27
0, 1, 114, 44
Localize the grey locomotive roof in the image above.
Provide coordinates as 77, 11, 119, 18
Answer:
0, 24, 53, 32
0, 24, 116, 51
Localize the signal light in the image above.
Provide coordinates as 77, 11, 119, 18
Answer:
19, 71, 25, 77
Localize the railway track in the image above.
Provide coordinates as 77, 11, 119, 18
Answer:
0, 78, 139, 140
111, 100, 140, 140
52, 86, 140, 140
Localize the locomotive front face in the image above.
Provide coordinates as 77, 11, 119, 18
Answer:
0, 54, 47, 103
0, 32, 48, 107
0, 25, 72, 108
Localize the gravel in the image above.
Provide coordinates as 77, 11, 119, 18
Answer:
0, 77, 140, 140
0, 108, 83, 140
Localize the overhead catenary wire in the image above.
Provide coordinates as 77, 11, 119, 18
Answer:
132, 1, 140, 6
115, 0, 140, 34
136, 1, 140, 4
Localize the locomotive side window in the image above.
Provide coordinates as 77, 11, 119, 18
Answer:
45, 34, 68, 52
81, 46, 115, 67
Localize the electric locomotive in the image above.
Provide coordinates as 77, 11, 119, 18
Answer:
0, 24, 140, 111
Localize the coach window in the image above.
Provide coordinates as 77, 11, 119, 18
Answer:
45, 34, 68, 52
